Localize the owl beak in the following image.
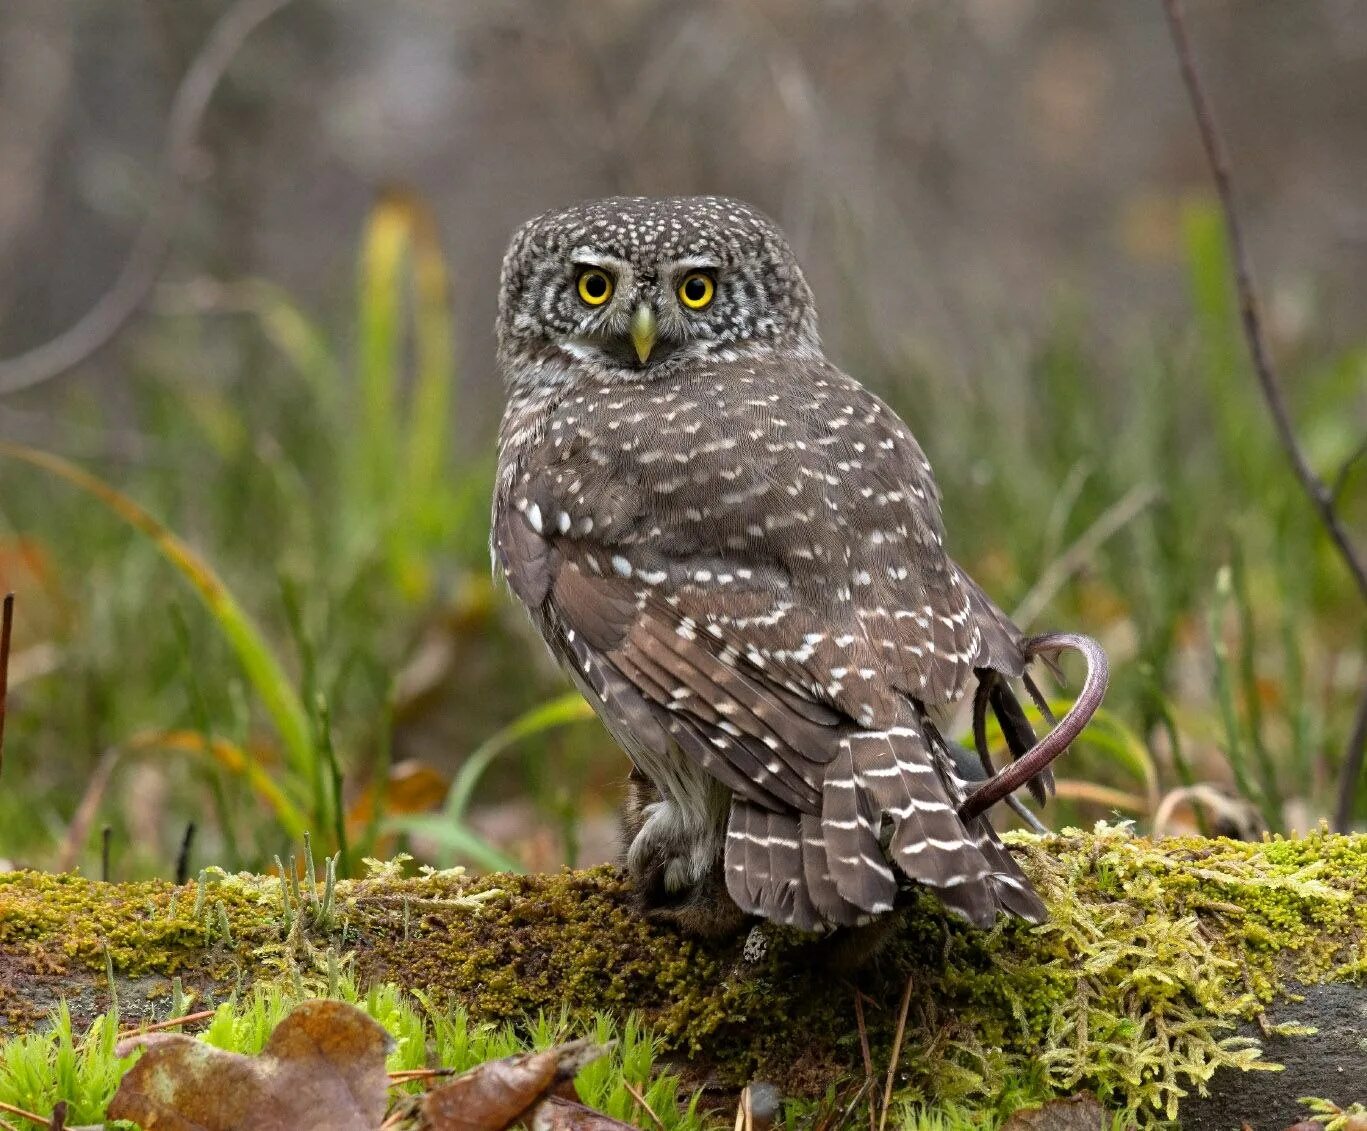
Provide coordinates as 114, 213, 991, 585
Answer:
630, 303, 657, 364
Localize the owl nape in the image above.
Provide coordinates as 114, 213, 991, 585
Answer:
491, 195, 1106, 950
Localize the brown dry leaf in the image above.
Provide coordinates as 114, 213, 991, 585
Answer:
422, 1039, 609, 1131
529, 1096, 635, 1131
1000, 1093, 1108, 1131
107, 999, 394, 1131
347, 759, 450, 831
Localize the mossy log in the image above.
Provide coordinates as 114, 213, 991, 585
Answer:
2, 828, 1365, 1127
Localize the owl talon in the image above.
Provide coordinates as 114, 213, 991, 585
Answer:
621, 795, 744, 938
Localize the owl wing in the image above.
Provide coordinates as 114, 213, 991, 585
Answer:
494, 488, 1042, 930
492, 357, 1043, 928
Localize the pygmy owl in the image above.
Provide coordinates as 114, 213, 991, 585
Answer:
492, 196, 1046, 936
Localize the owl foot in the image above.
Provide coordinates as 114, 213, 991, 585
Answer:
621, 774, 745, 939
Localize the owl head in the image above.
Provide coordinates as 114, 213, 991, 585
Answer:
496, 196, 820, 383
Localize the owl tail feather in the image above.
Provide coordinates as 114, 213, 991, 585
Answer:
724, 706, 1046, 931
724, 804, 824, 930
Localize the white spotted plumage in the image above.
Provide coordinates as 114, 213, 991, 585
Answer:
492, 195, 1046, 933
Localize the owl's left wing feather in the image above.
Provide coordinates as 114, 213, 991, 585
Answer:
493, 359, 1046, 928
496, 498, 839, 815
495, 494, 1042, 930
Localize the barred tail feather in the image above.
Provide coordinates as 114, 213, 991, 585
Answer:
934, 728, 1049, 924
800, 813, 863, 927
815, 708, 1046, 929
820, 742, 898, 915
725, 802, 822, 930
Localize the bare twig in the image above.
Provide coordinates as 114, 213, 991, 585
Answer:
100, 825, 112, 882
1011, 483, 1161, 629
1334, 690, 1367, 834
827, 1081, 875, 1131
0, 0, 293, 396
1161, 0, 1367, 835
852, 991, 877, 1131
1331, 438, 1366, 506
622, 1080, 668, 1131
175, 820, 197, 884
960, 633, 1109, 822
1159, 0, 1366, 603
0, 593, 12, 781
55, 748, 120, 872
0, 1101, 49, 1129
117, 1008, 216, 1040
386, 1067, 458, 1084
876, 974, 914, 1131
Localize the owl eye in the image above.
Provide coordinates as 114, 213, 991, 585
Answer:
576, 268, 614, 306
678, 272, 715, 310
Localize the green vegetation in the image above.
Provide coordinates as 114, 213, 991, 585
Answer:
0, 980, 708, 1129
1, 829, 1364, 1126
0, 194, 1359, 881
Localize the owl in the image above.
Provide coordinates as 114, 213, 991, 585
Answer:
492, 195, 1047, 936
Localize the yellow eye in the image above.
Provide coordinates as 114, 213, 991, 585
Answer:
576, 268, 613, 306
678, 272, 715, 309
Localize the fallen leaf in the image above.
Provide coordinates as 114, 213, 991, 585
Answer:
530, 1096, 635, 1131
423, 1039, 609, 1131
348, 759, 451, 826
1001, 1093, 1108, 1131
107, 999, 394, 1131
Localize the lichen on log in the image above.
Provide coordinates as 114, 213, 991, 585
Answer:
2, 826, 1364, 1126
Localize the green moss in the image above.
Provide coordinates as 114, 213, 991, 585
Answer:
2, 827, 1364, 1127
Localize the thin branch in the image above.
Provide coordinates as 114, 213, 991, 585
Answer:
0, 1101, 49, 1129
117, 1009, 216, 1040
1333, 689, 1367, 834
0, 0, 293, 396
1159, 0, 1367, 603
876, 974, 914, 1131
55, 747, 120, 872
0, 593, 12, 781
175, 820, 197, 885
1011, 483, 1161, 630
852, 991, 877, 1131
622, 1080, 668, 1131
1331, 438, 1366, 506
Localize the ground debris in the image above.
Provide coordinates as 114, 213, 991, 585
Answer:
1001, 1093, 1110, 1131
101, 999, 635, 1131
422, 1038, 624, 1131
107, 999, 393, 1130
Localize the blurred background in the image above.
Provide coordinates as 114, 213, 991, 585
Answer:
0, 0, 1363, 881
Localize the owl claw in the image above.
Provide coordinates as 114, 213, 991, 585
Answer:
626, 799, 714, 895
621, 795, 744, 938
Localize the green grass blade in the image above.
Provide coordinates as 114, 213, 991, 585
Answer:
356, 190, 408, 517
1228, 542, 1279, 809
355, 188, 457, 601
385, 812, 524, 873
0, 442, 315, 791
446, 692, 597, 821
400, 193, 456, 537
1209, 565, 1274, 828
384, 692, 595, 873
126, 729, 307, 839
